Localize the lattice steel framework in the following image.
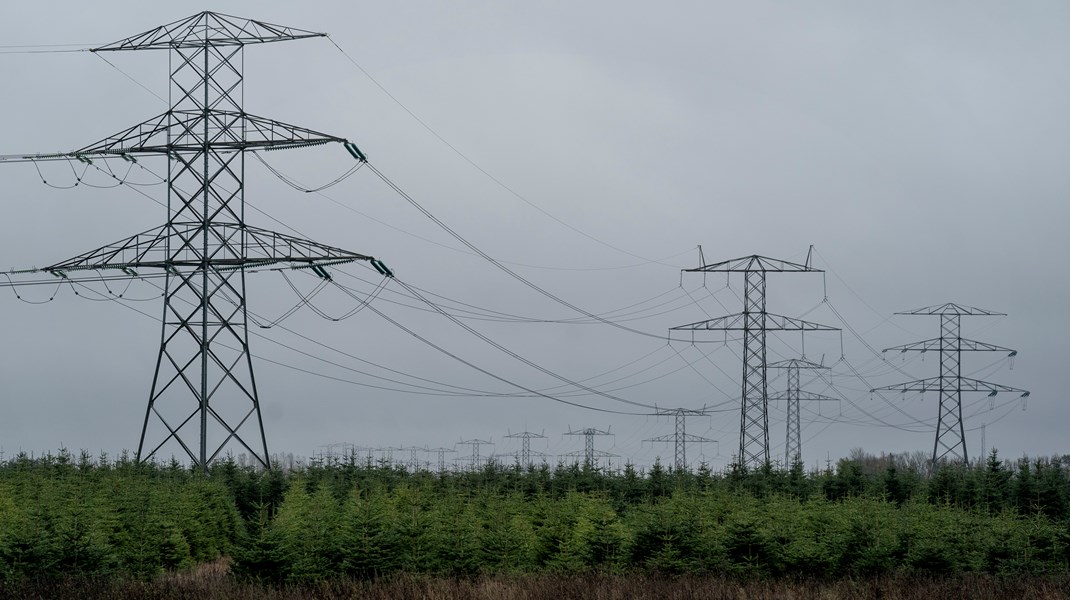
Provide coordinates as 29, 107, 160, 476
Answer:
505, 430, 547, 468
767, 359, 836, 465
564, 427, 616, 467
457, 439, 493, 469
428, 447, 457, 473
672, 255, 837, 470
401, 446, 428, 471
316, 442, 358, 463
0, 13, 387, 471
644, 408, 717, 472
872, 303, 1027, 466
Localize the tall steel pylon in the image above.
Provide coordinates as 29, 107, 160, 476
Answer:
0, 12, 390, 471
505, 430, 547, 468
766, 359, 836, 465
672, 254, 837, 470
872, 303, 1027, 466
643, 408, 717, 472
564, 427, 616, 467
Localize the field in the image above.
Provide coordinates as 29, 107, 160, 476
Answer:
4, 571, 1070, 600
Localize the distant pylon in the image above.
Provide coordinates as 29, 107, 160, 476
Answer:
564, 427, 616, 467
672, 253, 837, 469
644, 408, 717, 472
767, 358, 837, 465
402, 445, 427, 471
456, 438, 493, 469
317, 442, 356, 462
428, 447, 456, 473
504, 430, 547, 467
871, 303, 1027, 466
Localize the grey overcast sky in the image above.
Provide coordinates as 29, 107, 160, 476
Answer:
0, 2, 1066, 469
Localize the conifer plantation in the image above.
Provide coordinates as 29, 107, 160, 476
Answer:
1, 448, 1069, 598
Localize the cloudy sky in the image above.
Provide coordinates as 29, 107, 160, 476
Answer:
0, 2, 1065, 470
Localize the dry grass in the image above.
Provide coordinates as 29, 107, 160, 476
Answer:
1, 571, 1068, 600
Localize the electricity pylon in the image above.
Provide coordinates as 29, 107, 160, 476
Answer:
402, 445, 428, 471
871, 303, 1027, 466
0, 12, 391, 471
671, 254, 837, 470
380, 446, 403, 465
564, 427, 616, 467
457, 438, 493, 469
505, 430, 547, 468
317, 442, 356, 463
643, 408, 717, 472
428, 447, 456, 473
766, 359, 837, 465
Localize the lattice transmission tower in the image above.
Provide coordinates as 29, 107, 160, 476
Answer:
0, 12, 390, 470
643, 408, 717, 472
428, 447, 457, 473
402, 445, 428, 471
564, 427, 616, 467
872, 303, 1027, 466
671, 254, 837, 470
504, 430, 547, 468
457, 438, 493, 470
767, 358, 837, 466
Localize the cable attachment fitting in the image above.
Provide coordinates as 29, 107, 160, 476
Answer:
370, 259, 393, 278
310, 264, 332, 280
343, 141, 367, 162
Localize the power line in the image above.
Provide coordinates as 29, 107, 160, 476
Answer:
326, 37, 681, 268
367, 162, 724, 344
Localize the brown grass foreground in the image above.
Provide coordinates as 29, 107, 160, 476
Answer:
2, 566, 1069, 600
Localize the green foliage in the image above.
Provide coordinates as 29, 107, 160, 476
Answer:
2, 448, 1070, 582
0, 451, 241, 581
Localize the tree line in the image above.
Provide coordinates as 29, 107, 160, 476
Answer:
0, 448, 1067, 581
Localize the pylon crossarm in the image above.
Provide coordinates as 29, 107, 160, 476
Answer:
883, 338, 1017, 354
768, 391, 838, 402
91, 11, 325, 51
684, 254, 820, 273
671, 312, 839, 332
0, 111, 351, 164
872, 377, 1029, 395
564, 450, 618, 458
644, 434, 676, 443
40, 224, 377, 273
896, 303, 1005, 316
651, 408, 712, 417
767, 358, 828, 370
683, 435, 716, 443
